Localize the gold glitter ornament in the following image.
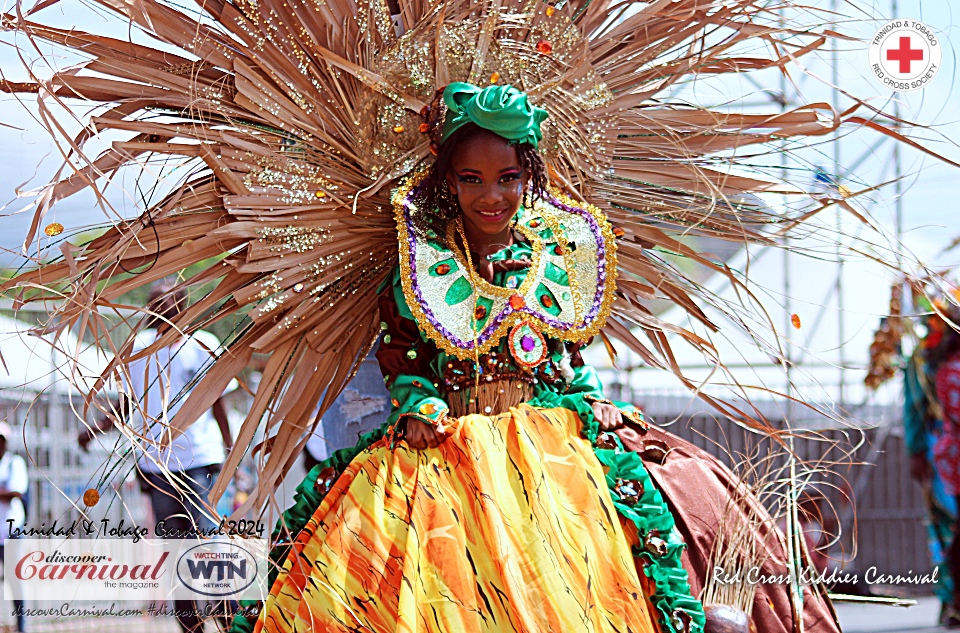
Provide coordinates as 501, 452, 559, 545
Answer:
546, 6, 556, 16
44, 222, 64, 236
393, 125, 405, 133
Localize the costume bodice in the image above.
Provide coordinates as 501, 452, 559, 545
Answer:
376, 238, 607, 423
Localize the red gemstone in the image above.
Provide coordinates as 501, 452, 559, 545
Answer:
553, 245, 563, 255
541, 294, 553, 308
436, 263, 451, 275
536, 40, 553, 54
509, 295, 526, 310
474, 305, 487, 320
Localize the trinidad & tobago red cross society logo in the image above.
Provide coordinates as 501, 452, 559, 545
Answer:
869, 19, 941, 92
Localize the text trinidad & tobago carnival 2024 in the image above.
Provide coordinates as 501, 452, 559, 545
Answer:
6, 517, 267, 543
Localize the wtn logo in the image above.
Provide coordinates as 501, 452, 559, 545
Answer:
176, 542, 261, 597
186, 559, 247, 581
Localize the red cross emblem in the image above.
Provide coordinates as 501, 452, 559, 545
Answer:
886, 36, 924, 74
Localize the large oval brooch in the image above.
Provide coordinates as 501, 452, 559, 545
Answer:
508, 321, 547, 369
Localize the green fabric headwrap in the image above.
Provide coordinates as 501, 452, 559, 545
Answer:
441, 82, 548, 149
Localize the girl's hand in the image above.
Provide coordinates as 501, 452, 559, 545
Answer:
404, 416, 448, 450
592, 402, 623, 431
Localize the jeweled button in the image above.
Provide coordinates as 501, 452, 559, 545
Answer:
520, 335, 536, 352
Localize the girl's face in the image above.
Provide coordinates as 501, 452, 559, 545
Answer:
446, 130, 529, 238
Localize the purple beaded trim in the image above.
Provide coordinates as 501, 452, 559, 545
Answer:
403, 189, 608, 351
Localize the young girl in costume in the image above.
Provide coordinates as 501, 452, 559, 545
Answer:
3, 1, 913, 631
248, 82, 705, 633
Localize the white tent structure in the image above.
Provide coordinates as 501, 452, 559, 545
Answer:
0, 311, 147, 528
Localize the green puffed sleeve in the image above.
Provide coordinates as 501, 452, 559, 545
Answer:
376, 267, 449, 428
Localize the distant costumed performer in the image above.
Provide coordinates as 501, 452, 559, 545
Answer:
1, 1, 946, 632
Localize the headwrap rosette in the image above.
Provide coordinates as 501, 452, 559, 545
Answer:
441, 82, 548, 148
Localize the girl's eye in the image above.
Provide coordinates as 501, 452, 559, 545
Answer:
456, 174, 482, 184
500, 173, 521, 183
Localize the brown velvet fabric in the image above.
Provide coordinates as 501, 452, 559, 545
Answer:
615, 423, 842, 633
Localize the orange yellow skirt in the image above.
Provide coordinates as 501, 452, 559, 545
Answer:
258, 404, 657, 633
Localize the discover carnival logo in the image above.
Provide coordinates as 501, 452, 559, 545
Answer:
869, 19, 941, 92
3, 538, 268, 601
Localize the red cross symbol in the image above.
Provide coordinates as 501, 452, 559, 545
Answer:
886, 36, 924, 74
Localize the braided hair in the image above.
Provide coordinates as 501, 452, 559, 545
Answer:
410, 90, 548, 240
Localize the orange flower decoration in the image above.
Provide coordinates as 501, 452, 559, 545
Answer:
536, 40, 553, 55
791, 314, 801, 329
546, 6, 556, 16
509, 294, 526, 310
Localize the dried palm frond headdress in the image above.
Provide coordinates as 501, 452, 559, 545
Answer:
0, 0, 936, 510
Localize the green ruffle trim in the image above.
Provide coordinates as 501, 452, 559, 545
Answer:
528, 392, 706, 633
230, 423, 390, 633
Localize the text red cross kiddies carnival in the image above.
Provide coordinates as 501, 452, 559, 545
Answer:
887, 36, 924, 73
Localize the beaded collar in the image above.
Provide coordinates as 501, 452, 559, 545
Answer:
392, 170, 617, 360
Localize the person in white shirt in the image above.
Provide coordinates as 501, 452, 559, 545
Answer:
0, 421, 28, 632
79, 284, 233, 633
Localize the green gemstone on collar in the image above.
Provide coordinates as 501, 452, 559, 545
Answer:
544, 261, 569, 286
406, 349, 417, 359
383, 334, 392, 344
380, 321, 388, 330
444, 276, 473, 305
